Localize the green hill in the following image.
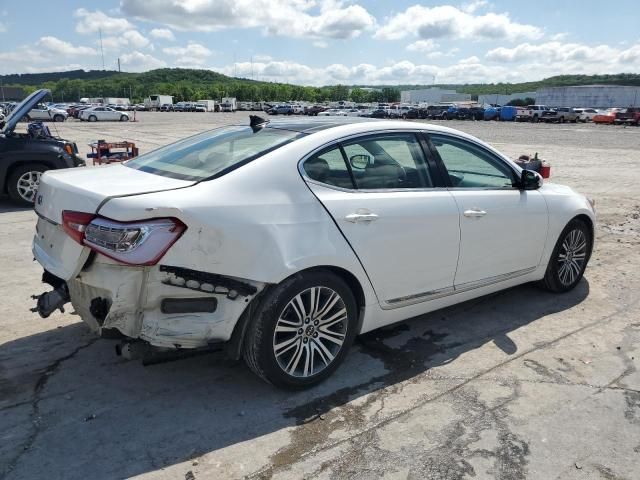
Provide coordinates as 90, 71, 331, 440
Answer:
1, 68, 639, 103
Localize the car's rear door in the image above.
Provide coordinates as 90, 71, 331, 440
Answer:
427, 133, 548, 287
302, 131, 460, 308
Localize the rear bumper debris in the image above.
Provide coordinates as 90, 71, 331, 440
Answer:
32, 257, 265, 350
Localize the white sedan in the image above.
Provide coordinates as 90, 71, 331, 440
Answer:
79, 106, 130, 122
27, 104, 68, 122
31, 118, 595, 389
318, 109, 348, 117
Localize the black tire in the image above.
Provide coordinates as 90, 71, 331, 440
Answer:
532, 115, 539, 123
540, 218, 592, 293
7, 163, 48, 206
53, 114, 65, 122
120, 115, 128, 122
88, 115, 97, 122
243, 270, 358, 389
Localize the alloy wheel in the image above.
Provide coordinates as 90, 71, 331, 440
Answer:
272, 286, 348, 378
16, 170, 42, 203
557, 228, 587, 286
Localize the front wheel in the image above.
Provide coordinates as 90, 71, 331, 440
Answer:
53, 114, 65, 122
540, 219, 592, 292
243, 270, 358, 389
120, 115, 129, 122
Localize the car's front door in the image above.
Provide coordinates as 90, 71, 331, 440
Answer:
303, 132, 460, 308
428, 133, 548, 287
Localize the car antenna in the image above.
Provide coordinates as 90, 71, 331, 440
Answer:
249, 115, 269, 131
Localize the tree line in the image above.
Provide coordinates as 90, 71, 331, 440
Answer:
6, 68, 401, 104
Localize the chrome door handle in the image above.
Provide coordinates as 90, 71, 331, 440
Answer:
463, 208, 487, 218
345, 213, 379, 223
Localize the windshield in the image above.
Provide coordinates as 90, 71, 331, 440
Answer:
126, 126, 303, 181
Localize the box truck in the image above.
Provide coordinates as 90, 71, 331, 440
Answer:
144, 95, 174, 111
197, 100, 217, 112
220, 97, 237, 112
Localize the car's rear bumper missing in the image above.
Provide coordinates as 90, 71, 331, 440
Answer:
36, 257, 265, 349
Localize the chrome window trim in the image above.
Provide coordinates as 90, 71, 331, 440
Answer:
382, 266, 536, 310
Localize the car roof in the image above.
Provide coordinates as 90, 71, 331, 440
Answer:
256, 117, 375, 134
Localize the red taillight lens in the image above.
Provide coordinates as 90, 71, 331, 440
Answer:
83, 217, 186, 266
62, 211, 95, 244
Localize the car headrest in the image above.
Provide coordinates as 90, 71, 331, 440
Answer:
305, 157, 331, 182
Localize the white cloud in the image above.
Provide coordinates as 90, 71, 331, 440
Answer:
406, 39, 439, 52
121, 0, 375, 39
163, 42, 212, 66
74, 8, 135, 35
149, 28, 175, 41
0, 21, 6, 33
36, 36, 97, 56
313, 40, 329, 48
120, 51, 167, 71
102, 30, 152, 50
486, 41, 619, 63
462, 0, 490, 14
376, 5, 542, 42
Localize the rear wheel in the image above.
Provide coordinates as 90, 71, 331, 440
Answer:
243, 270, 357, 389
88, 115, 97, 122
53, 114, 65, 122
540, 219, 592, 292
7, 163, 48, 206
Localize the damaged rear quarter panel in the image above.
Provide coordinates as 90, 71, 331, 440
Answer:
98, 142, 376, 301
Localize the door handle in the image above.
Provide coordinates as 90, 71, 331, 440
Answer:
345, 213, 379, 223
463, 208, 487, 218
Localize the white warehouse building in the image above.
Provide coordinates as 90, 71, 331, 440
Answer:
400, 87, 471, 104
535, 85, 640, 108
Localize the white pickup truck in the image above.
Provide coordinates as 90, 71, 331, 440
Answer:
515, 105, 551, 122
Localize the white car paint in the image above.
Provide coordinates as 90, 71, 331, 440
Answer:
28, 104, 68, 121
32, 120, 595, 353
79, 106, 129, 122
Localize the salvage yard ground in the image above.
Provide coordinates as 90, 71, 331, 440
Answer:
1, 113, 639, 480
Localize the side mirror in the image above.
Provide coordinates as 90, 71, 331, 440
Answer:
350, 154, 372, 169
520, 169, 543, 190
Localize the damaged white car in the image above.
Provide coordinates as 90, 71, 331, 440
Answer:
32, 116, 595, 388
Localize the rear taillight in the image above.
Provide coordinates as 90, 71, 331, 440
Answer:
83, 217, 186, 265
61, 211, 186, 266
62, 211, 95, 244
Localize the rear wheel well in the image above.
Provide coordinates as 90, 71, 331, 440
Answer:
225, 265, 367, 361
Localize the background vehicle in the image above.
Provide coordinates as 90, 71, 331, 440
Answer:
160, 104, 173, 112
306, 105, 327, 116
194, 103, 207, 112
79, 106, 130, 122
144, 95, 173, 111
0, 89, 84, 205
268, 105, 294, 115
221, 97, 237, 112
26, 104, 68, 122
517, 105, 551, 122
592, 108, 621, 124
574, 108, 599, 122
614, 107, 640, 125
541, 107, 579, 123
197, 100, 217, 112
425, 105, 449, 119
318, 108, 348, 117
31, 118, 595, 389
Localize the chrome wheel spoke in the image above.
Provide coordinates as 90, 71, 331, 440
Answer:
273, 285, 348, 378
557, 228, 588, 286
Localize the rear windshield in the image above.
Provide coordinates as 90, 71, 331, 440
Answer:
126, 126, 302, 181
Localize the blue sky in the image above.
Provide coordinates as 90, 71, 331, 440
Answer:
0, 0, 638, 85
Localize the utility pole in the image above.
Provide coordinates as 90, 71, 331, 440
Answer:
99, 29, 105, 70
118, 57, 121, 73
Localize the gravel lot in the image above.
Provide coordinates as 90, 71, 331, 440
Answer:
1, 113, 639, 480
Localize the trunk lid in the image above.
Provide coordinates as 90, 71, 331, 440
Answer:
33, 164, 194, 280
